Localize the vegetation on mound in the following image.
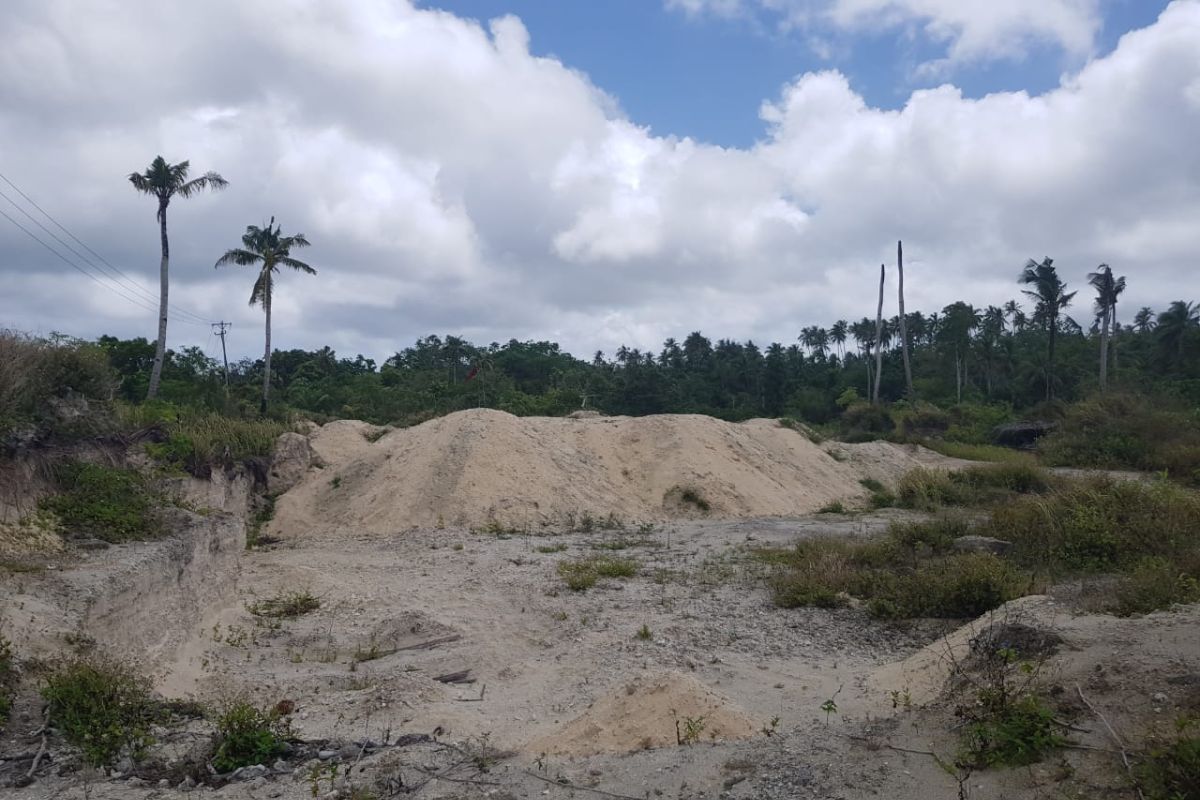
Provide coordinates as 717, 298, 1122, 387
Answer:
0, 331, 116, 443
210, 700, 291, 773
124, 402, 292, 474
895, 463, 1058, 510
1136, 718, 1200, 800
41, 656, 158, 766
40, 461, 161, 542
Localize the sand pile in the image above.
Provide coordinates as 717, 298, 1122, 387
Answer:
525, 671, 758, 755
271, 409, 958, 535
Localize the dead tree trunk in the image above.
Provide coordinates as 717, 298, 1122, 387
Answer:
897, 240, 913, 398
872, 263, 885, 405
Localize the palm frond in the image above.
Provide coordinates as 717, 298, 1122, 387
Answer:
176, 171, 229, 198
249, 269, 271, 307
214, 248, 262, 268
279, 256, 316, 275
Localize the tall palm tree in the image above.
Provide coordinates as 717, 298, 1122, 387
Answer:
1156, 301, 1200, 364
1133, 306, 1156, 334
1019, 258, 1075, 400
128, 156, 227, 399
830, 320, 849, 360
1087, 264, 1123, 390
214, 217, 315, 413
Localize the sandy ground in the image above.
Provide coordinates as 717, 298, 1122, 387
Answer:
3, 416, 1196, 800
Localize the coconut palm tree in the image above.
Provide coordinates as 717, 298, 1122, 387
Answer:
1019, 258, 1075, 400
1087, 264, 1123, 390
830, 320, 849, 360
1156, 301, 1200, 364
214, 217, 315, 414
1133, 306, 1156, 334
129, 156, 227, 399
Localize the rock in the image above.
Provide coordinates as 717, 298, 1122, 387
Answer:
953, 535, 1013, 556
992, 421, 1055, 448
179, 776, 197, 790
268, 432, 313, 493
236, 765, 269, 780
318, 749, 338, 760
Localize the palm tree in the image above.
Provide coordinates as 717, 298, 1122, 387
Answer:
1133, 307, 1156, 334
830, 320, 849, 360
1156, 301, 1200, 363
939, 301, 979, 403
1019, 258, 1075, 400
1087, 264, 1123, 390
129, 156, 227, 399
214, 217, 315, 413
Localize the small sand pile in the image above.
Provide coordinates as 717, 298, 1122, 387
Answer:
526, 671, 758, 755
272, 409, 961, 535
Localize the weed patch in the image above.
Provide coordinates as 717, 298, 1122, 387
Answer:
41, 462, 161, 542
248, 591, 320, 619
1136, 718, 1200, 800
557, 555, 639, 591
0, 635, 14, 726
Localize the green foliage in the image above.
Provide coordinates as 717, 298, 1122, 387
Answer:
817, 500, 846, 514
1136, 719, 1200, 800
557, 555, 639, 591
0, 635, 14, 726
896, 463, 1056, 510
0, 331, 116, 441
41, 656, 157, 766
986, 477, 1200, 574
918, 440, 1034, 463
840, 401, 894, 438
635, 624, 653, 641
248, 591, 320, 619
1112, 557, 1200, 616
41, 462, 160, 542
960, 694, 1066, 768
126, 402, 292, 474
210, 700, 290, 773
1040, 393, 1200, 484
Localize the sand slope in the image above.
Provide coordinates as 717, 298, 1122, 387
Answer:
271, 409, 955, 535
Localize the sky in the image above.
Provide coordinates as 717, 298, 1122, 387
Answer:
0, 0, 1196, 363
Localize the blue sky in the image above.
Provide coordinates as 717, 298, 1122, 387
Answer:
430, 0, 1171, 147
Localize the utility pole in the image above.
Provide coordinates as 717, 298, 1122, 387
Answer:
212, 321, 232, 385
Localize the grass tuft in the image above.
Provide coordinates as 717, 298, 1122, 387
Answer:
248, 591, 320, 619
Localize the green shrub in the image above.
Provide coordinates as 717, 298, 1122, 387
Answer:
1112, 557, 1200, 616
863, 554, 1030, 620
0, 635, 14, 726
41, 657, 157, 766
129, 403, 292, 474
896, 468, 971, 510
1040, 393, 1200, 484
817, 500, 846, 514
986, 477, 1200, 574
0, 331, 116, 440
211, 700, 290, 773
896, 463, 1056, 510
888, 515, 971, 556
1136, 719, 1200, 800
891, 402, 950, 439
840, 401, 894, 437
41, 462, 160, 542
960, 694, 1066, 768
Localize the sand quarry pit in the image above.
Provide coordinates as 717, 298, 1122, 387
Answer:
7, 411, 1194, 800
271, 409, 962, 536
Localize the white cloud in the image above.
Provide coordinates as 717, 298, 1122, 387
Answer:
0, 0, 1198, 362
666, 0, 1103, 69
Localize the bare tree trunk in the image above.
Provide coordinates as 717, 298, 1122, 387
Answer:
872, 263, 885, 405
1110, 301, 1119, 375
897, 240, 913, 398
147, 201, 170, 399
955, 351, 963, 403
1099, 304, 1110, 391
261, 270, 272, 415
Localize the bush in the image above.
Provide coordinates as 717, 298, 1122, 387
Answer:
960, 694, 1066, 768
896, 464, 1056, 510
126, 403, 292, 475
1112, 557, 1200, 616
41, 462, 161, 542
840, 401, 894, 438
891, 402, 950, 439
1040, 393, 1200, 484
863, 554, 1030, 620
41, 657, 157, 766
0, 331, 116, 441
211, 701, 290, 773
1136, 719, 1200, 800
0, 635, 14, 727
986, 477, 1200, 575
557, 556, 639, 591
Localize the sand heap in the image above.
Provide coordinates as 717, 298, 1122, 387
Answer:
526, 671, 758, 756
271, 409, 952, 535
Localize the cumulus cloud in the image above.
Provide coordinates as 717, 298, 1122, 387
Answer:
0, 0, 1198, 361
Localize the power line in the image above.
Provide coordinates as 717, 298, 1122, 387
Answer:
0, 205, 211, 327
0, 172, 214, 325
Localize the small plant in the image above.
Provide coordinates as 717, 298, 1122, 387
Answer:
960, 694, 1065, 768
1135, 717, 1200, 800
817, 500, 846, 514
673, 711, 708, 745
761, 716, 780, 737
248, 590, 320, 619
679, 488, 711, 513
41, 656, 157, 766
536, 543, 568, 554
557, 555, 639, 591
635, 624, 653, 641
859, 477, 886, 493
820, 698, 838, 724
330, 476, 342, 489
211, 700, 290, 773
0, 635, 15, 727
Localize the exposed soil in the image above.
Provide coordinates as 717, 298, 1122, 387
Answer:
2, 415, 1196, 800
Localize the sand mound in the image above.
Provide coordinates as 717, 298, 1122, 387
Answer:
271, 410, 961, 535
526, 671, 758, 755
